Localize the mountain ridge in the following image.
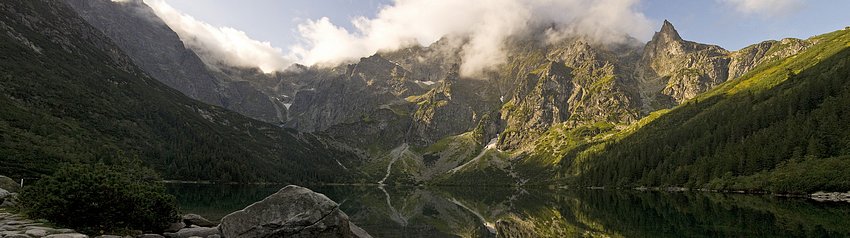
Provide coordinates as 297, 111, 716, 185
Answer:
63, 0, 291, 124
0, 0, 362, 183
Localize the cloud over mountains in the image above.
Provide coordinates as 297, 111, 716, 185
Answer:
144, 0, 654, 76
145, 0, 292, 73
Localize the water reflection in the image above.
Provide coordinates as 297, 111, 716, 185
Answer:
166, 184, 850, 237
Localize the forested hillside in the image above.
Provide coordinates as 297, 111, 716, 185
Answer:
571, 29, 850, 193
0, 0, 361, 183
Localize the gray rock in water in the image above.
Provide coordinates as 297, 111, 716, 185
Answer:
219, 185, 371, 238
163, 227, 219, 238
181, 214, 215, 228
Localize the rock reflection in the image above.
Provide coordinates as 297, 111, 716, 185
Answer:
168, 184, 850, 238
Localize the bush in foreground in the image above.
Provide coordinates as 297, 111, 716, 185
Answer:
19, 163, 178, 234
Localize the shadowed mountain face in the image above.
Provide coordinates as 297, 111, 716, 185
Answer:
0, 0, 363, 183
62, 0, 289, 124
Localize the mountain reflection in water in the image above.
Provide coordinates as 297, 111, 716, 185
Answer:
166, 184, 850, 238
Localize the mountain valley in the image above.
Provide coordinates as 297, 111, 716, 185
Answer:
3, 0, 850, 194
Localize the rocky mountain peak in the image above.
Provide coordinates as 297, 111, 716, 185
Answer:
656, 20, 683, 43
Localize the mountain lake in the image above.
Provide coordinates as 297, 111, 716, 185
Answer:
166, 184, 850, 237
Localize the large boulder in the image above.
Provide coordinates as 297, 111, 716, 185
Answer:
0, 176, 18, 193
219, 185, 371, 238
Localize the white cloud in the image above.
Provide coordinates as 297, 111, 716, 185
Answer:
720, 0, 803, 17
291, 0, 654, 77
143, 0, 653, 76
143, 0, 293, 73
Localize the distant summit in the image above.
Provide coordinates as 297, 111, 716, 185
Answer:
657, 19, 683, 42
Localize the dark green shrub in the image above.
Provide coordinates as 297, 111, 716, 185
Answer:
19, 163, 178, 234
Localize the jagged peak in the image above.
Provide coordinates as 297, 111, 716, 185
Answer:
656, 20, 683, 42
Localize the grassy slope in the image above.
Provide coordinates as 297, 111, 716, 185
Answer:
0, 0, 359, 183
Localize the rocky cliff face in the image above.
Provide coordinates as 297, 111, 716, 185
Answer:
381, 37, 464, 83
727, 38, 811, 80
272, 21, 811, 181
285, 54, 499, 151
499, 38, 641, 149
409, 66, 501, 144
637, 20, 810, 108
285, 54, 424, 133
637, 20, 731, 107
63, 0, 287, 123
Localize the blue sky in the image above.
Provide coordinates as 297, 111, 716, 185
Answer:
156, 0, 850, 61
161, 0, 850, 51
640, 0, 850, 50
162, 0, 389, 50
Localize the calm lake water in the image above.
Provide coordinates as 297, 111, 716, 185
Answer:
165, 184, 850, 237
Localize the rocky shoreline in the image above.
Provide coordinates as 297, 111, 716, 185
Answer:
3, 172, 849, 238
811, 192, 850, 202
0, 212, 85, 238
629, 186, 850, 202
0, 181, 371, 238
